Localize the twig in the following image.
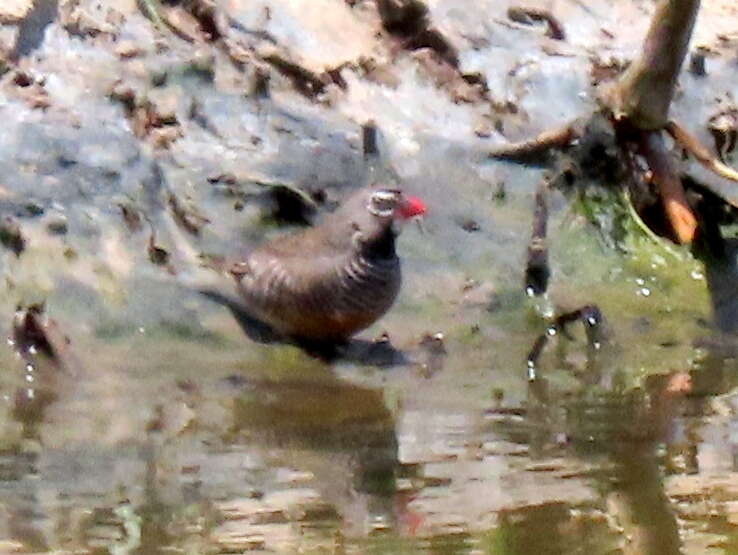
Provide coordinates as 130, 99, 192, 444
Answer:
138, 0, 166, 30
526, 305, 604, 371
507, 7, 566, 41
525, 181, 550, 296
488, 123, 580, 163
168, 192, 210, 236
362, 120, 380, 159
666, 120, 738, 183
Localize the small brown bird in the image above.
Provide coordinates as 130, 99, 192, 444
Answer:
228, 186, 426, 342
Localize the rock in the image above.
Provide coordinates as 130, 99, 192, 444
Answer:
0, 217, 25, 255
0, 0, 33, 24
148, 88, 180, 124
114, 39, 142, 58
0, 25, 18, 57
46, 213, 68, 235
159, 4, 209, 43
223, 0, 381, 75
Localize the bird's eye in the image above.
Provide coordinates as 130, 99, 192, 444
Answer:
367, 189, 401, 217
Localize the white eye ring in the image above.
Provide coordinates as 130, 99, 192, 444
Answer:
367, 190, 400, 217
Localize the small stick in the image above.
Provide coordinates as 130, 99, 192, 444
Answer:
507, 7, 566, 41
362, 120, 380, 159
666, 120, 738, 183
525, 181, 550, 296
139, 0, 166, 30
488, 123, 579, 163
525, 305, 604, 370
524, 164, 577, 295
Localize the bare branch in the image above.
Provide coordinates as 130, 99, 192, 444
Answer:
608, 0, 700, 130
666, 120, 738, 183
639, 131, 697, 243
525, 181, 549, 296
488, 123, 580, 163
506, 7, 566, 41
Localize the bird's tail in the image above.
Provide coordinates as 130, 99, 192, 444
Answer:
176, 268, 278, 344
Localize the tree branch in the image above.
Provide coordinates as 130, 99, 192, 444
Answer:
639, 131, 697, 243
488, 122, 581, 163
666, 120, 738, 183
608, 0, 700, 130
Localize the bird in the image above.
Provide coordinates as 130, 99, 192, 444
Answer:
226, 186, 426, 343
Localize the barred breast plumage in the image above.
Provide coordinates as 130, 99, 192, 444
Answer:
230, 186, 425, 342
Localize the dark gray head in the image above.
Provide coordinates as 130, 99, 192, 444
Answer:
327, 187, 426, 258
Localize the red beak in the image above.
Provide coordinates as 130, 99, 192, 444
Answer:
398, 195, 427, 219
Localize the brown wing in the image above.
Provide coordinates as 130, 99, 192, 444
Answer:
245, 247, 343, 300
234, 234, 354, 336
258, 220, 352, 257
235, 223, 347, 290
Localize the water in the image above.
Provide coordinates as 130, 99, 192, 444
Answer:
0, 240, 728, 554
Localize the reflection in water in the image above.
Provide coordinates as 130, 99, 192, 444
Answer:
225, 376, 399, 539
608, 445, 680, 555
519, 318, 692, 554
493, 502, 613, 554
3, 310, 738, 553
